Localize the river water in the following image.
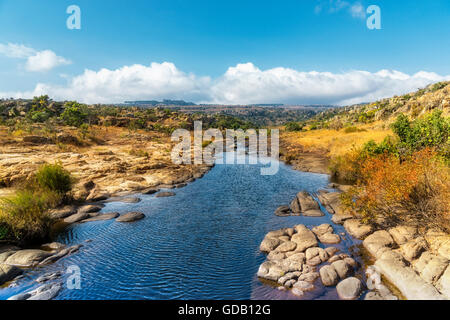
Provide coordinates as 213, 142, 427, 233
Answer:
0, 153, 366, 300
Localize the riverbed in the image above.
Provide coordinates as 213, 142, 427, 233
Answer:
0, 153, 366, 300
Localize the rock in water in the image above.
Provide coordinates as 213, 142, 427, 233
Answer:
81, 212, 120, 223
336, 277, 363, 300
275, 205, 290, 216
319, 265, 339, 286
344, 219, 373, 239
0, 264, 23, 285
5, 250, 52, 267
8, 283, 62, 300
116, 212, 145, 222
156, 192, 176, 198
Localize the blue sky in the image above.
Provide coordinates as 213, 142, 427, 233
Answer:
0, 0, 449, 105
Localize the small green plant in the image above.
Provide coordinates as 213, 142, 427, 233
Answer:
34, 163, 73, 194
61, 101, 89, 127
285, 122, 304, 132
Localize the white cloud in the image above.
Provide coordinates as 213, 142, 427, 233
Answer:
0, 62, 449, 106
25, 50, 71, 72
315, 0, 366, 19
0, 43, 71, 72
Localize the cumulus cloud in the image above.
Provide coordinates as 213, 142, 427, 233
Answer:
0, 62, 449, 106
0, 43, 71, 72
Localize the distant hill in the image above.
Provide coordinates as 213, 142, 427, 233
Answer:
124, 99, 196, 106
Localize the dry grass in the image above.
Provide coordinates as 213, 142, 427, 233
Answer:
281, 122, 391, 157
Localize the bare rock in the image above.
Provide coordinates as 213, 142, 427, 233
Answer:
319, 265, 339, 286
116, 211, 145, 222
81, 212, 120, 223
297, 191, 319, 212
275, 205, 290, 217
363, 230, 395, 259
291, 225, 318, 252
49, 205, 77, 219
337, 277, 363, 300
331, 260, 353, 279
413, 252, 448, 284
5, 250, 52, 267
290, 198, 301, 215
260, 237, 281, 253
303, 209, 324, 217
276, 241, 297, 253
344, 219, 373, 239
0, 264, 23, 285
78, 205, 103, 214
63, 212, 90, 224
401, 237, 427, 261
388, 225, 417, 245
156, 192, 176, 198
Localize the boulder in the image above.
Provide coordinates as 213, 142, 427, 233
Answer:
81, 212, 120, 223
275, 205, 290, 217
312, 224, 333, 236
86, 189, 110, 202
436, 265, 450, 299
344, 219, 373, 239
388, 225, 417, 245
363, 230, 395, 258
303, 210, 324, 217
260, 237, 281, 253
36, 271, 62, 283
297, 191, 319, 212
336, 277, 363, 300
319, 265, 339, 286
267, 251, 286, 261
116, 211, 145, 222
319, 233, 341, 244
41, 242, 66, 251
331, 260, 353, 279
291, 225, 318, 252
331, 213, 353, 225
39, 245, 82, 265
325, 247, 339, 257
142, 187, 160, 195
257, 261, 285, 281
0, 264, 23, 285
293, 280, 314, 292
299, 272, 320, 282
5, 250, 51, 267
305, 247, 329, 265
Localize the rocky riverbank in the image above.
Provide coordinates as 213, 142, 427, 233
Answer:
258, 186, 450, 300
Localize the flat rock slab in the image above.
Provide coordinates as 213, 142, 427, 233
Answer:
375, 250, 445, 300
303, 209, 324, 217
155, 192, 176, 198
49, 205, 77, 219
116, 211, 145, 222
5, 250, 52, 267
63, 212, 90, 224
363, 230, 395, 259
105, 197, 141, 204
81, 212, 120, 223
77, 205, 104, 214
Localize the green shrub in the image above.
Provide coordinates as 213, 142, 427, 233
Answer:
35, 163, 73, 194
0, 190, 57, 243
285, 122, 304, 132
61, 102, 89, 127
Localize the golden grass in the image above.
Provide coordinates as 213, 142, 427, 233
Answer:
281, 122, 392, 157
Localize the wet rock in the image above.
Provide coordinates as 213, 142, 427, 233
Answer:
344, 219, 373, 239
257, 261, 285, 281
39, 245, 83, 265
388, 225, 417, 245
86, 189, 110, 202
319, 265, 339, 286
413, 252, 448, 284
142, 187, 159, 194
336, 277, 363, 300
296, 191, 319, 212
278, 272, 300, 285
306, 247, 329, 264
63, 212, 90, 224
8, 283, 62, 300
363, 230, 395, 259
312, 224, 333, 236
5, 250, 52, 267
267, 251, 286, 261
36, 271, 62, 283
78, 205, 104, 214
81, 212, 120, 223
291, 225, 318, 252
325, 247, 339, 257
116, 211, 145, 222
0, 264, 23, 285
312, 224, 341, 244
155, 192, 176, 198
275, 205, 290, 217
106, 197, 141, 204
293, 280, 314, 292
49, 205, 77, 219
298, 272, 320, 282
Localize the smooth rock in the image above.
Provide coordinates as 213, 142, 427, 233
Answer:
303, 209, 324, 217
155, 192, 176, 198
116, 211, 145, 222
63, 212, 90, 224
81, 212, 120, 223
8, 283, 62, 300
318, 233, 341, 244
275, 205, 290, 217
276, 241, 297, 253
0, 264, 23, 285
5, 250, 51, 267
344, 219, 373, 239
49, 205, 77, 219
401, 237, 427, 261
293, 280, 314, 292
290, 198, 301, 214
331, 260, 353, 279
436, 265, 450, 299
312, 224, 333, 236
36, 271, 62, 283
291, 225, 318, 252
363, 230, 395, 259
260, 237, 281, 253
297, 191, 319, 212
78, 205, 103, 214
331, 213, 353, 225
413, 252, 448, 284
319, 265, 339, 286
337, 277, 363, 300
388, 225, 417, 245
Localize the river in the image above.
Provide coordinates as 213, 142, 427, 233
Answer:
0, 152, 366, 300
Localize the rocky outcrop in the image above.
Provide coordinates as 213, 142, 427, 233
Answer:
8, 283, 62, 300
5, 250, 52, 267
275, 191, 324, 217
336, 277, 363, 300
0, 264, 23, 285
312, 224, 341, 244
344, 219, 373, 239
